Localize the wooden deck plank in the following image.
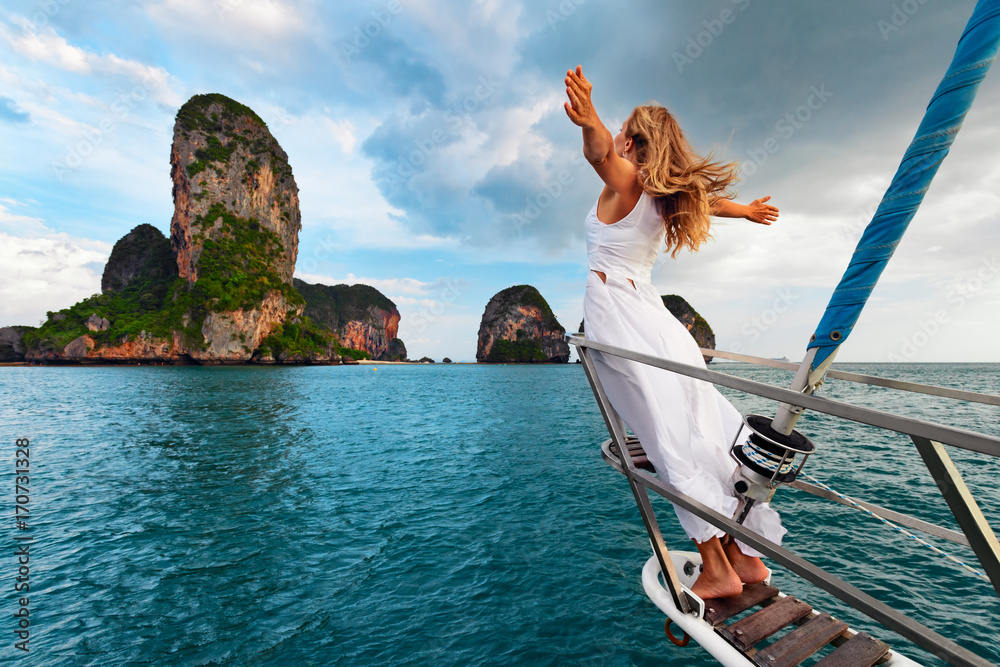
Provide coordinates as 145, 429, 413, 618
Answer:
812, 632, 890, 667
719, 596, 813, 651
608, 444, 655, 471
752, 613, 848, 667
703, 583, 779, 626
630, 455, 654, 471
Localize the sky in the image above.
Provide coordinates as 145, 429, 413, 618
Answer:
1, 0, 998, 363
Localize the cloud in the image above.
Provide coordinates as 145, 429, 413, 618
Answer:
1, 0, 998, 361
0, 221, 111, 327
355, 33, 447, 108
148, 0, 307, 44
0, 201, 48, 235
0, 95, 30, 124
295, 271, 435, 296
324, 118, 357, 155
2, 19, 181, 107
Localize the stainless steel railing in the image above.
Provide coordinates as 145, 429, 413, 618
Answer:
568, 333, 1000, 667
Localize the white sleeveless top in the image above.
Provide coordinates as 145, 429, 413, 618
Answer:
585, 192, 666, 285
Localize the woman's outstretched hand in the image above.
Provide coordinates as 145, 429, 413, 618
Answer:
564, 66, 600, 129
745, 196, 779, 225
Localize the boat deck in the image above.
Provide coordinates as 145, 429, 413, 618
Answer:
610, 437, 895, 667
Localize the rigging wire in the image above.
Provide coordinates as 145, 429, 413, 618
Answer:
800, 473, 989, 582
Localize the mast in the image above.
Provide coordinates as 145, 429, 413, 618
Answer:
772, 0, 1000, 434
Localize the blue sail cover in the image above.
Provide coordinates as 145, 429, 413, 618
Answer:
807, 0, 1000, 371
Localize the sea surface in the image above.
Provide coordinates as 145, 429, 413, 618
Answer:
1, 362, 998, 666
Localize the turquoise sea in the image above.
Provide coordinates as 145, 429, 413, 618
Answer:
2, 362, 998, 666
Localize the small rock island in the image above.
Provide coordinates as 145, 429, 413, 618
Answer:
477, 285, 569, 363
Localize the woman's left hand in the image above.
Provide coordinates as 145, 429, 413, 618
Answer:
745, 196, 779, 225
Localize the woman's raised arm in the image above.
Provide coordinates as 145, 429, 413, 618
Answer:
564, 66, 640, 198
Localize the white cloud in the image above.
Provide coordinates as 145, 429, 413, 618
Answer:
324, 118, 357, 155
148, 0, 306, 46
0, 225, 111, 327
294, 271, 434, 296
0, 201, 47, 235
392, 296, 440, 308
1, 20, 181, 106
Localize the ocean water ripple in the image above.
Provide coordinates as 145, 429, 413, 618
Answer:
1, 363, 998, 665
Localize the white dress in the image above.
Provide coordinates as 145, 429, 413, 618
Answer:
582, 192, 785, 555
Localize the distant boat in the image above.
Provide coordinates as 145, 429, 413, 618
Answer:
771, 356, 790, 363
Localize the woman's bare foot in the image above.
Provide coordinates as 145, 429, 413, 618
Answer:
690, 567, 743, 600
723, 538, 770, 585
690, 537, 744, 599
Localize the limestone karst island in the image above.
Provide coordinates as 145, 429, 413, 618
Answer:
3, 94, 406, 365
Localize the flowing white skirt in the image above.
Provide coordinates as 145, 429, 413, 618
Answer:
583, 270, 785, 556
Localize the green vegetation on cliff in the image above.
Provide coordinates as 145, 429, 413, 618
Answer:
22, 209, 311, 355
292, 279, 397, 330
661, 294, 715, 349
176, 93, 266, 134
176, 93, 293, 182
23, 225, 190, 353
257, 315, 338, 360
101, 224, 176, 293
477, 284, 568, 363
192, 203, 301, 313
186, 135, 237, 177
486, 329, 546, 362
290, 279, 397, 359
387, 337, 407, 362
22, 274, 191, 353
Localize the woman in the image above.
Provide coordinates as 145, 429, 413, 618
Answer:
564, 65, 785, 600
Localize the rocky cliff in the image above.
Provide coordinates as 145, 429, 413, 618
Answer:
293, 279, 406, 361
101, 224, 177, 293
22, 94, 341, 364
171, 94, 299, 285
661, 294, 716, 362
477, 285, 568, 363
0, 326, 33, 362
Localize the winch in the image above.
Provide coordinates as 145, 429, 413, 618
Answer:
731, 414, 816, 523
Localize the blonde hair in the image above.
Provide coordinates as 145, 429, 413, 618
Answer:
623, 105, 738, 257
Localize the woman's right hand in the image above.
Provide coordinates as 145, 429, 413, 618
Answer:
564, 66, 600, 128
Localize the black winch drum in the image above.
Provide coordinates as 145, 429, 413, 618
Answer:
732, 414, 816, 487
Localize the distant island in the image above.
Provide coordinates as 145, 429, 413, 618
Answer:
3, 94, 404, 365
476, 285, 569, 363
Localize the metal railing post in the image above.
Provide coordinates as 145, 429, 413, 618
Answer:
577, 344, 692, 614
912, 436, 1000, 598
